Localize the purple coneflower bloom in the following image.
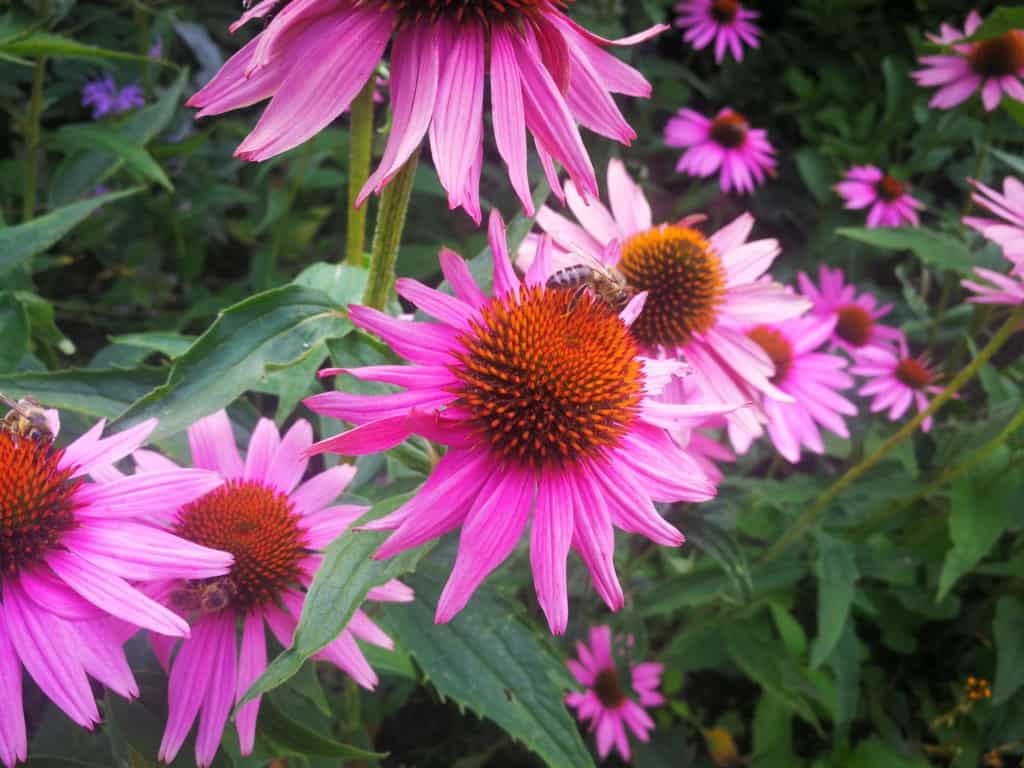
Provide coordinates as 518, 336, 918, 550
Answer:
836, 166, 923, 228
665, 107, 776, 194
851, 341, 943, 432
797, 265, 904, 354
674, 0, 761, 63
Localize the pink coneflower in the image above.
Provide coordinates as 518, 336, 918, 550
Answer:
665, 107, 776, 194
565, 626, 663, 762
674, 0, 761, 63
797, 265, 904, 354
739, 316, 858, 462
835, 166, 924, 228
962, 268, 1024, 305
0, 409, 231, 768
188, 0, 665, 223
913, 10, 1024, 112
850, 341, 943, 432
964, 176, 1024, 273
137, 411, 412, 767
522, 159, 809, 442
304, 211, 732, 634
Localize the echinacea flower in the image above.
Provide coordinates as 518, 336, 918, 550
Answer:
850, 341, 943, 432
964, 176, 1024, 273
674, 0, 761, 63
835, 166, 924, 228
521, 159, 809, 443
0, 409, 231, 768
81, 75, 144, 120
304, 211, 732, 634
133, 410, 412, 768
738, 316, 858, 462
188, 0, 665, 223
797, 265, 904, 354
665, 107, 776, 194
913, 10, 1024, 112
565, 626, 663, 762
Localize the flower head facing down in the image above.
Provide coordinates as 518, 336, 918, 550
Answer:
566, 626, 663, 761
913, 11, 1024, 112
81, 75, 145, 120
835, 166, 924, 228
850, 341, 943, 432
665, 107, 776, 194
674, 0, 761, 63
305, 211, 732, 634
964, 176, 1024, 274
798, 265, 904, 354
0, 409, 232, 768
138, 411, 411, 768
188, 0, 666, 222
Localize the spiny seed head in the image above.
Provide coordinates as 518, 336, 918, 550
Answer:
0, 432, 81, 575
835, 305, 874, 347
709, 111, 748, 149
594, 667, 627, 708
172, 480, 309, 613
895, 355, 936, 390
618, 225, 727, 349
876, 174, 907, 201
747, 326, 794, 384
710, 0, 739, 23
452, 285, 644, 471
969, 31, 1024, 78
362, 0, 563, 26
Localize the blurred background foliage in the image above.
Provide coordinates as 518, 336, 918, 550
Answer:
2, 0, 1024, 766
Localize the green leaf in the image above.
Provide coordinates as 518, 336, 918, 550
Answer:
239, 495, 430, 705
0, 31, 175, 65
840, 738, 930, 768
752, 693, 797, 768
0, 367, 167, 420
828, 619, 862, 735
0, 188, 142, 273
836, 227, 973, 275
113, 284, 352, 441
810, 533, 859, 667
54, 124, 173, 190
258, 697, 384, 760
378, 560, 596, 768
993, 596, 1024, 704
966, 7, 1024, 42
0, 292, 30, 371
991, 147, 1024, 177
293, 262, 370, 306
24, 759, 102, 768
109, 331, 196, 358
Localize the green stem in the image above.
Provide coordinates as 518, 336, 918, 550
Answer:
362, 148, 419, 310
345, 78, 376, 266
22, 56, 46, 223
761, 303, 1024, 563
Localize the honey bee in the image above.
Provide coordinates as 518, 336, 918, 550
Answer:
1, 393, 54, 446
169, 577, 237, 615
545, 257, 635, 313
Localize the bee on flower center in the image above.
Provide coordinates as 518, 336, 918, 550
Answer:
545, 258, 635, 314
1, 393, 54, 447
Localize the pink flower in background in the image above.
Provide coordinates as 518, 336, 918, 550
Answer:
665, 107, 776, 193
0, 411, 230, 768
798, 265, 904, 354
835, 166, 923, 228
674, 0, 761, 63
851, 341, 943, 432
188, 0, 665, 223
739, 316, 858, 462
304, 211, 732, 635
913, 10, 1024, 111
137, 411, 411, 768
962, 268, 1024, 305
566, 626, 663, 761
964, 176, 1024, 272
522, 159, 809, 446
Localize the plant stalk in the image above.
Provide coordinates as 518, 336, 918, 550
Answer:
762, 302, 1024, 562
362, 148, 419, 311
345, 78, 376, 266
22, 56, 47, 223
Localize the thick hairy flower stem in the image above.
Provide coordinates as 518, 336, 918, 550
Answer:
763, 302, 1024, 563
22, 57, 46, 223
362, 148, 419, 310
345, 78, 376, 266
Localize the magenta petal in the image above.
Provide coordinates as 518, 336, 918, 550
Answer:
61, 418, 156, 477
195, 613, 237, 767
235, 612, 267, 756
188, 410, 244, 477
0, 605, 27, 768
244, 418, 280, 482
530, 476, 573, 634
159, 614, 223, 763
74, 468, 223, 520
72, 620, 139, 701
570, 471, 624, 611
490, 26, 533, 214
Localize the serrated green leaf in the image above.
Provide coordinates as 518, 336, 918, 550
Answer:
258, 697, 384, 760
54, 124, 172, 190
239, 495, 429, 705
993, 596, 1024, 704
0, 292, 30, 372
113, 284, 352, 440
0, 188, 142, 273
836, 227, 973, 275
0, 366, 167, 419
810, 533, 859, 667
378, 561, 595, 768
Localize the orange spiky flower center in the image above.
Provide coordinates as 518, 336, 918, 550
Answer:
172, 480, 308, 613
835, 305, 874, 347
747, 326, 794, 384
709, 111, 748, 149
0, 433, 81, 575
969, 31, 1024, 78
452, 285, 644, 470
366, 0, 563, 25
895, 356, 935, 390
618, 225, 727, 349
875, 174, 907, 201
594, 667, 628, 708
710, 0, 739, 23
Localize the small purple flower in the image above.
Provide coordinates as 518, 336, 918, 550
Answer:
81, 75, 145, 120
